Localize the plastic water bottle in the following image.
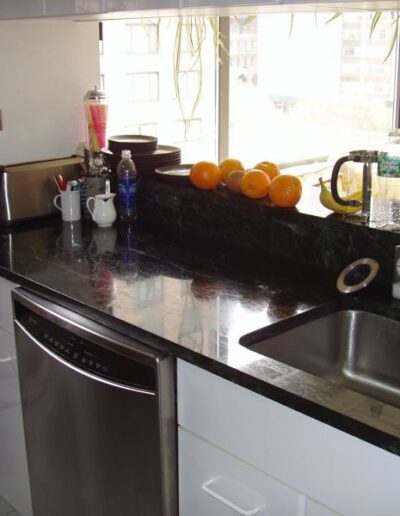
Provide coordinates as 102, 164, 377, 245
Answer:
116, 149, 137, 223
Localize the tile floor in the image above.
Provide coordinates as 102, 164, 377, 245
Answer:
0, 495, 20, 516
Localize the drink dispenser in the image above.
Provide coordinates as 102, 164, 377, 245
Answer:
84, 86, 108, 154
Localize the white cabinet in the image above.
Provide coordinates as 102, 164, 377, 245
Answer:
179, 428, 303, 516
45, 0, 105, 16
105, 0, 181, 11
0, 278, 32, 516
5, 0, 398, 21
183, 0, 278, 8
178, 359, 400, 516
44, 0, 179, 17
0, 0, 44, 19
181, 0, 400, 12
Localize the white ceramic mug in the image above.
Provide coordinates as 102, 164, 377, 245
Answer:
54, 191, 81, 222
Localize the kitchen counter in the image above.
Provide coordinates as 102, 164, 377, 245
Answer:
1, 218, 400, 455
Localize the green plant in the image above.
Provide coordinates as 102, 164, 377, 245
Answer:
172, 16, 226, 135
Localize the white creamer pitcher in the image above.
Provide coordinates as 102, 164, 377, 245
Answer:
86, 193, 117, 228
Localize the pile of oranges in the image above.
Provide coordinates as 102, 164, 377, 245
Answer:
189, 158, 302, 208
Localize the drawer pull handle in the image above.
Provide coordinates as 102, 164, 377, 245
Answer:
202, 477, 266, 515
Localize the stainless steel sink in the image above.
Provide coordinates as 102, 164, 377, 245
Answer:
244, 309, 400, 407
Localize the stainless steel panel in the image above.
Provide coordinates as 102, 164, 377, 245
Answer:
247, 310, 400, 408
0, 157, 80, 224
13, 288, 177, 516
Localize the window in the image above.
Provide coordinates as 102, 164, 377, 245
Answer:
228, 12, 397, 167
100, 19, 217, 163
126, 72, 159, 103
100, 12, 398, 171
125, 22, 158, 54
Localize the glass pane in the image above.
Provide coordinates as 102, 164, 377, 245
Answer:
101, 19, 217, 162
228, 13, 397, 172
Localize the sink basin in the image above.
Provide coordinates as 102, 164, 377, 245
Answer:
243, 309, 400, 408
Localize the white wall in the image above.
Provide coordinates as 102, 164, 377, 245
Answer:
0, 19, 99, 164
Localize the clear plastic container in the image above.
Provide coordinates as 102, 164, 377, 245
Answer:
84, 86, 108, 154
375, 129, 400, 230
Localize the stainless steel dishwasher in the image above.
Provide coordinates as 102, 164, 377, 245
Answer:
12, 288, 177, 516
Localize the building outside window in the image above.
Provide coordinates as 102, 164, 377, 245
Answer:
125, 22, 158, 54
178, 70, 201, 100
126, 72, 159, 103
124, 122, 158, 137
101, 18, 217, 162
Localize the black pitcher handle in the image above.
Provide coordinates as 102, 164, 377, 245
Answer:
330, 156, 362, 208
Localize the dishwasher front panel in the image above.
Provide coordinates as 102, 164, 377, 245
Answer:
13, 289, 177, 516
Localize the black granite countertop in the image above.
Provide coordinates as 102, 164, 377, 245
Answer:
1, 218, 400, 455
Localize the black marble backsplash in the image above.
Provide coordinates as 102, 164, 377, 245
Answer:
138, 180, 400, 297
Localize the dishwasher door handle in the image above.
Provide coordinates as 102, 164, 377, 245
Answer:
15, 320, 156, 396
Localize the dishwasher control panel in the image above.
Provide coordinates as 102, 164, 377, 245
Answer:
16, 307, 156, 391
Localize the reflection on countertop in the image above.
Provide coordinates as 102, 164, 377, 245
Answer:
1, 218, 400, 453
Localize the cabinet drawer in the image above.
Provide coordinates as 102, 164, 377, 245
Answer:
179, 428, 302, 516
178, 359, 400, 516
0, 277, 18, 335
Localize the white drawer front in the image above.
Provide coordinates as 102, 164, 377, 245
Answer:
0, 277, 18, 335
179, 428, 302, 516
178, 359, 400, 516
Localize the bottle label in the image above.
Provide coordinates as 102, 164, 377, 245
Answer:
378, 153, 400, 178
117, 177, 137, 209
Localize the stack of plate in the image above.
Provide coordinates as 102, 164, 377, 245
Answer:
102, 135, 181, 180
108, 135, 158, 155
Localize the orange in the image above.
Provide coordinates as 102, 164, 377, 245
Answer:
254, 161, 281, 181
268, 174, 302, 207
219, 158, 245, 182
190, 161, 221, 190
241, 169, 271, 199
226, 169, 245, 194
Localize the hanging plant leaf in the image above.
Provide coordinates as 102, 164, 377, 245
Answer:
184, 20, 204, 135
288, 13, 294, 39
173, 18, 184, 120
383, 15, 399, 63
325, 12, 343, 24
235, 15, 256, 26
207, 16, 229, 61
370, 11, 382, 38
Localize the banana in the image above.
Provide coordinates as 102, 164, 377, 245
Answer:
318, 178, 362, 215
